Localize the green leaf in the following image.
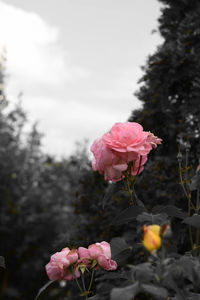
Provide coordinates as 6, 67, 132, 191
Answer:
80, 264, 86, 274
111, 237, 129, 256
176, 256, 195, 282
112, 206, 145, 225
110, 282, 140, 300
176, 256, 200, 289
0, 256, 5, 269
102, 181, 124, 208
182, 214, 200, 228
186, 293, 200, 300
162, 273, 186, 300
92, 260, 98, 268
136, 212, 168, 224
113, 247, 133, 265
110, 237, 132, 264
153, 205, 187, 219
96, 272, 128, 282
34, 281, 54, 300
130, 263, 155, 283
141, 284, 168, 299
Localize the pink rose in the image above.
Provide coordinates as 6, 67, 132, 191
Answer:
91, 138, 128, 182
78, 247, 92, 267
45, 248, 80, 281
90, 138, 148, 181
78, 243, 117, 271
102, 122, 149, 155
102, 122, 161, 156
88, 241, 117, 271
90, 122, 162, 181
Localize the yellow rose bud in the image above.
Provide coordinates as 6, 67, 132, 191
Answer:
143, 225, 161, 252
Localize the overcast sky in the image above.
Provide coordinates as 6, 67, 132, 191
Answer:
0, 0, 163, 158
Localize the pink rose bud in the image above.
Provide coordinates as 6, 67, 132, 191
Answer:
146, 132, 162, 149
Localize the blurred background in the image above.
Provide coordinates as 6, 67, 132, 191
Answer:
0, 0, 162, 157
1, 0, 200, 299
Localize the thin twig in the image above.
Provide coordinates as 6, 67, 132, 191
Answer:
87, 269, 95, 293
81, 273, 86, 291
178, 159, 194, 250
178, 163, 190, 201
195, 189, 200, 255
126, 176, 134, 206
196, 189, 200, 214
71, 266, 83, 293
135, 155, 143, 179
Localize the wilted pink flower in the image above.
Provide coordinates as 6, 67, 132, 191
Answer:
45, 248, 80, 281
88, 241, 117, 271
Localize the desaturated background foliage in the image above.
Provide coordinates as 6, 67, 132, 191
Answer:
0, 0, 200, 299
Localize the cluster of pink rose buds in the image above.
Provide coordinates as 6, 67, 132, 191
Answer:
45, 241, 117, 282
91, 122, 162, 182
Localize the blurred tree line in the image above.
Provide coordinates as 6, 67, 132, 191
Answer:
1, 0, 200, 299
0, 57, 78, 298
0, 56, 124, 299
129, 0, 200, 207
128, 0, 200, 255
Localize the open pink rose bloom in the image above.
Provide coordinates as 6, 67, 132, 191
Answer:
88, 241, 117, 271
45, 248, 80, 281
46, 241, 117, 282
78, 241, 117, 271
91, 122, 162, 181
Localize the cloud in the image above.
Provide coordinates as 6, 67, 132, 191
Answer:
0, 1, 93, 156
19, 91, 139, 157
0, 0, 159, 158
0, 1, 90, 95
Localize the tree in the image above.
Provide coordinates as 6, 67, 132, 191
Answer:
128, 0, 200, 210
0, 60, 78, 299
